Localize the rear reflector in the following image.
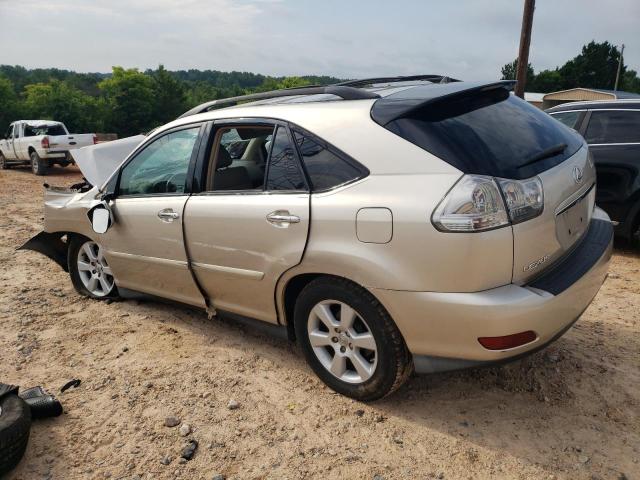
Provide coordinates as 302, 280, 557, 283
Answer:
478, 331, 537, 350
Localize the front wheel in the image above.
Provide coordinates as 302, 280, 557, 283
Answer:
68, 237, 117, 299
0, 152, 8, 170
30, 151, 48, 176
294, 277, 413, 401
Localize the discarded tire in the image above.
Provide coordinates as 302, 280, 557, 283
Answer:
0, 394, 31, 476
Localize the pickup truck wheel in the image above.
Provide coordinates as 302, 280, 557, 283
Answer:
0, 152, 8, 170
294, 277, 413, 401
0, 394, 31, 476
30, 151, 48, 176
69, 237, 118, 299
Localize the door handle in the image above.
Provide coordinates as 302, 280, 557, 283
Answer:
266, 210, 300, 227
158, 208, 180, 222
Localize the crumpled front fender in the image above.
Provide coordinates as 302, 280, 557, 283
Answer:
18, 231, 68, 272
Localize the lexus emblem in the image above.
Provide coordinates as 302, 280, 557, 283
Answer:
573, 166, 584, 184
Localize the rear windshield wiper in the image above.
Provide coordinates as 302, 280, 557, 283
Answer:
520, 143, 567, 168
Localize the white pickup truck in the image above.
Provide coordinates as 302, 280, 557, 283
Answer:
0, 120, 96, 175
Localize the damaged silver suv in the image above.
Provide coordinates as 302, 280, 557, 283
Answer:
23, 76, 613, 400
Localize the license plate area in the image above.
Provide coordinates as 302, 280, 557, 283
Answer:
555, 188, 594, 250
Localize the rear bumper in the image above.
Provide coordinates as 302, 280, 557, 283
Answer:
371, 208, 613, 373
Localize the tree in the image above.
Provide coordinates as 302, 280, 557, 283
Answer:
501, 59, 535, 87
151, 65, 188, 124
621, 69, 640, 93
22, 80, 102, 132
531, 69, 563, 92
99, 67, 155, 136
0, 75, 20, 134
558, 41, 623, 90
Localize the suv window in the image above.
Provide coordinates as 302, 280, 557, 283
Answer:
293, 131, 363, 191
207, 126, 273, 191
377, 88, 584, 180
551, 111, 581, 130
585, 110, 640, 144
119, 127, 200, 196
266, 126, 306, 191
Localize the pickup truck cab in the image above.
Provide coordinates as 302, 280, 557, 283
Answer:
0, 120, 96, 175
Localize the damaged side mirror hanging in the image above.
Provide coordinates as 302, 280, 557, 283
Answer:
87, 201, 113, 234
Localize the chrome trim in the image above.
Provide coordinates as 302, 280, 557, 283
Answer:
107, 250, 189, 268
588, 142, 640, 146
555, 182, 595, 216
191, 262, 264, 280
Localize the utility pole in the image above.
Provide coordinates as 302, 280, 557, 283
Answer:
515, 0, 535, 99
614, 44, 625, 92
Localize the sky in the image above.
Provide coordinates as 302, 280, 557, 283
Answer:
1, 0, 638, 82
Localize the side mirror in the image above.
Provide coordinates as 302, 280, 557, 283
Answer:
87, 201, 113, 234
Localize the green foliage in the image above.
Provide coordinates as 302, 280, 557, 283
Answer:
0, 75, 20, 133
501, 58, 535, 86
501, 41, 639, 94
23, 80, 103, 132
0, 64, 342, 137
99, 67, 156, 136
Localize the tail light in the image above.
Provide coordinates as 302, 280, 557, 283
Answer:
93, 134, 98, 145
41, 136, 50, 149
432, 174, 544, 232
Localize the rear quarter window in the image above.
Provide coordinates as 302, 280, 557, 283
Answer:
293, 131, 366, 191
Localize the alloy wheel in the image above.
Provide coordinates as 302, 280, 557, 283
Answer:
77, 241, 114, 297
307, 300, 378, 384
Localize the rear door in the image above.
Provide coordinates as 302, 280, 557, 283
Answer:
581, 109, 640, 224
101, 124, 206, 307
183, 120, 310, 323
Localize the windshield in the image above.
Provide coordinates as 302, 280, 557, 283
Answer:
382, 88, 584, 179
24, 123, 67, 137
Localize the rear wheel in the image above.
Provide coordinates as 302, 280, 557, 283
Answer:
30, 151, 48, 176
294, 277, 413, 401
68, 237, 117, 299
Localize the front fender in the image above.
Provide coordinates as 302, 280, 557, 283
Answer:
18, 231, 68, 272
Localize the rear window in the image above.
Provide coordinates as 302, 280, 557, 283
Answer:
585, 110, 640, 144
24, 124, 67, 136
382, 88, 584, 179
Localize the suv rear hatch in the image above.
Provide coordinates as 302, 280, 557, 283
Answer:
371, 81, 595, 284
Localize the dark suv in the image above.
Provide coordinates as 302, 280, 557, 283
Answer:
547, 100, 640, 244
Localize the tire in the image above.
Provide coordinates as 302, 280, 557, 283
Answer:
30, 151, 48, 176
0, 394, 31, 476
68, 236, 118, 299
0, 152, 8, 170
294, 276, 413, 401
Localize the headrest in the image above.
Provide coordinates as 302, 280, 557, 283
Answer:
216, 146, 233, 169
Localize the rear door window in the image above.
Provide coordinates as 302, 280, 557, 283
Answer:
585, 110, 640, 144
293, 131, 365, 191
551, 111, 581, 130
266, 126, 307, 191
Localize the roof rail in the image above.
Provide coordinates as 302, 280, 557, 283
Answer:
336, 75, 460, 88
178, 85, 381, 119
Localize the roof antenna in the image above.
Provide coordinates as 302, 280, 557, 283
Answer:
439, 76, 452, 84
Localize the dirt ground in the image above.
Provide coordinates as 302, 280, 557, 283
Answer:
0, 165, 638, 480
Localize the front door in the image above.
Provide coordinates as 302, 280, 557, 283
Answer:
4, 124, 18, 160
183, 121, 310, 322
101, 125, 205, 307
